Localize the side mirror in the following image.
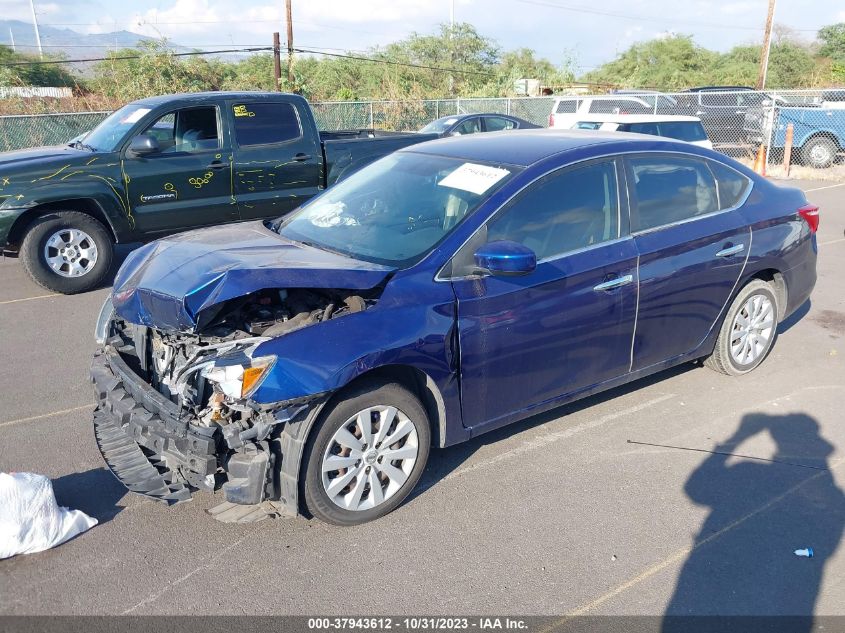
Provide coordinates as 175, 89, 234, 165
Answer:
474, 240, 537, 276
127, 134, 160, 156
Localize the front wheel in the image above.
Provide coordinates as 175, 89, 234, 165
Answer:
705, 280, 779, 376
802, 136, 837, 169
303, 381, 431, 526
20, 211, 114, 294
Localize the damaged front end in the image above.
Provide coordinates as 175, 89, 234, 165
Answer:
91, 286, 375, 519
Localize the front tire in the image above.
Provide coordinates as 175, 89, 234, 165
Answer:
705, 280, 778, 376
20, 211, 114, 294
303, 381, 431, 526
802, 136, 837, 169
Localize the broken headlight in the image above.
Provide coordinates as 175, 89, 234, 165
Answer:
201, 354, 276, 400
94, 295, 115, 344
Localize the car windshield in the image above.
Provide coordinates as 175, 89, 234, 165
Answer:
419, 117, 461, 133
278, 152, 520, 267
83, 103, 154, 151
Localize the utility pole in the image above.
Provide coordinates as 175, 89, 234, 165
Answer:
9, 28, 15, 53
29, 0, 43, 60
273, 32, 282, 91
756, 0, 776, 90
285, 0, 295, 92
448, 0, 455, 96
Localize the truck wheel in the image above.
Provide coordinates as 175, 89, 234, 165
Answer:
705, 280, 778, 376
20, 211, 114, 294
802, 136, 837, 169
303, 381, 431, 526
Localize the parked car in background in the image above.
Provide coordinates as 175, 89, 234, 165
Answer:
548, 95, 653, 128
0, 92, 438, 294
610, 90, 679, 111
419, 113, 541, 137
745, 89, 845, 168
565, 114, 712, 148
92, 130, 817, 526
677, 86, 776, 145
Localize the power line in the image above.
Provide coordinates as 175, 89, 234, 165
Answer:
292, 47, 494, 76
0, 46, 273, 66
516, 0, 822, 32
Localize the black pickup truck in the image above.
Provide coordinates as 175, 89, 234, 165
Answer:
0, 91, 436, 293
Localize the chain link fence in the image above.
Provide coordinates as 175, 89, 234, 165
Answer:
1, 90, 843, 179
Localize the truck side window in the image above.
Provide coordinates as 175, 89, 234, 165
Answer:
232, 102, 302, 146
138, 107, 220, 154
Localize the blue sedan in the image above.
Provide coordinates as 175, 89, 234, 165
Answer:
92, 130, 818, 525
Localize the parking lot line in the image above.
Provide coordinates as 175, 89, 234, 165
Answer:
550, 454, 845, 623
820, 237, 845, 247
0, 293, 58, 306
443, 393, 676, 482
804, 183, 845, 193
0, 403, 92, 429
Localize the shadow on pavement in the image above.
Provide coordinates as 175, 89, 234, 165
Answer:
662, 412, 845, 632
778, 298, 811, 335
52, 467, 127, 525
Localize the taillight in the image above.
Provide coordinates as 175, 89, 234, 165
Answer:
798, 204, 819, 233
548, 113, 555, 127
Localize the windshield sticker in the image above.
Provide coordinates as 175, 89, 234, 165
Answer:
309, 201, 360, 228
437, 163, 510, 195
122, 108, 151, 124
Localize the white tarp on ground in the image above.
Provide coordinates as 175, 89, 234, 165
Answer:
0, 472, 97, 559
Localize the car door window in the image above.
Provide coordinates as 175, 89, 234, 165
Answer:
630, 156, 719, 231
555, 99, 578, 113
487, 160, 620, 261
232, 102, 302, 146
453, 118, 482, 135
621, 122, 661, 136
657, 121, 708, 142
136, 107, 220, 154
484, 116, 516, 131
574, 121, 603, 130
707, 160, 752, 209
590, 99, 650, 114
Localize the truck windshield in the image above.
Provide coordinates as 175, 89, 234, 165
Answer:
83, 104, 154, 152
278, 152, 519, 267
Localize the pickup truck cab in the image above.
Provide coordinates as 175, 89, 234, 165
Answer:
0, 91, 436, 294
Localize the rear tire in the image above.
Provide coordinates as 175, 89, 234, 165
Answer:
303, 381, 431, 526
801, 136, 837, 169
705, 280, 779, 376
20, 211, 114, 294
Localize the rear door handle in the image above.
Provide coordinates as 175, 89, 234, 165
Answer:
716, 244, 745, 257
206, 160, 226, 170
293, 153, 312, 162
593, 274, 633, 292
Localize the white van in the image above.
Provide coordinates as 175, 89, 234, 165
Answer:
563, 114, 713, 149
547, 95, 654, 128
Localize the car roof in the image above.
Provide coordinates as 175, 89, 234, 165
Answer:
132, 91, 295, 107
574, 114, 702, 123
402, 128, 690, 167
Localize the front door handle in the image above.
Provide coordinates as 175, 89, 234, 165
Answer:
593, 274, 633, 292
716, 243, 745, 257
293, 153, 313, 162
206, 160, 226, 170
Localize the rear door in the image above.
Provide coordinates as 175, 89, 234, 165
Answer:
482, 116, 517, 132
229, 99, 322, 220
451, 158, 638, 432
627, 153, 751, 370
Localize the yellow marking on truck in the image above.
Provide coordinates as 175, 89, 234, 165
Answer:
119, 159, 135, 228
60, 170, 85, 181
86, 157, 99, 165
1, 177, 9, 186
36, 164, 71, 181
89, 173, 133, 228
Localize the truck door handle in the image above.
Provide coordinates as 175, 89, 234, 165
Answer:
593, 274, 633, 292
293, 153, 312, 162
716, 243, 745, 257
206, 160, 226, 170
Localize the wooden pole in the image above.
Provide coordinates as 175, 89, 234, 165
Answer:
756, 0, 776, 90
783, 123, 794, 177
272, 32, 282, 92
285, 0, 295, 91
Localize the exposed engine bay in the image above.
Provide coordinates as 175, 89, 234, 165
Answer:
94, 287, 378, 515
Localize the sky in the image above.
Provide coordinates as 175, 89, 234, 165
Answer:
5, 0, 845, 72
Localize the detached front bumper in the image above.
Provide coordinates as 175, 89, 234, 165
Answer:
91, 349, 219, 504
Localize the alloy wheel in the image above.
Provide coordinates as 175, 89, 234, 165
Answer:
43, 228, 99, 278
729, 294, 775, 366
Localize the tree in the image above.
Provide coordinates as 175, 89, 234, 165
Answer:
818, 23, 845, 62
0, 45, 79, 88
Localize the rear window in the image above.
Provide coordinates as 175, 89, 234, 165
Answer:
658, 121, 707, 142
555, 99, 578, 113
708, 160, 752, 209
589, 99, 651, 114
232, 102, 301, 146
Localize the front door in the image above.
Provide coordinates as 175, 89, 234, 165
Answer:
229, 100, 322, 220
626, 154, 750, 370
451, 159, 638, 431
122, 105, 237, 234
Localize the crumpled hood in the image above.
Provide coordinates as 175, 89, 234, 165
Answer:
112, 221, 396, 332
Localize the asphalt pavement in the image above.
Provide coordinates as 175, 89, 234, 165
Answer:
1, 179, 844, 617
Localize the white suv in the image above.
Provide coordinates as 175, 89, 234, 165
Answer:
564, 114, 713, 149
548, 96, 654, 128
